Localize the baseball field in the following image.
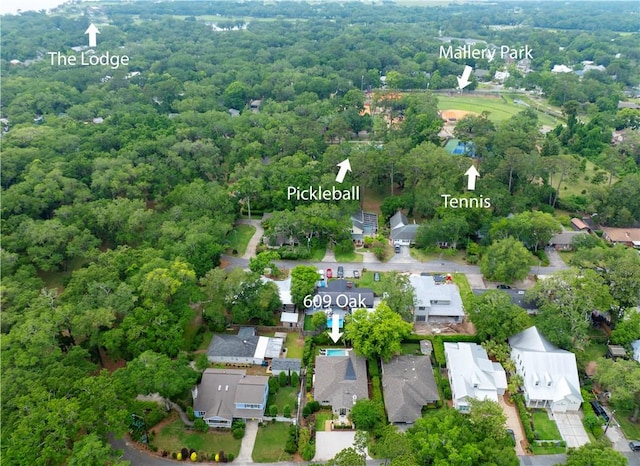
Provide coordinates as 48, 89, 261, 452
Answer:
437, 94, 560, 127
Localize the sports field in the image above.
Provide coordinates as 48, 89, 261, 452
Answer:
437, 94, 559, 127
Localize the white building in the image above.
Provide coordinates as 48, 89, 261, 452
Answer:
444, 342, 507, 412
509, 326, 583, 413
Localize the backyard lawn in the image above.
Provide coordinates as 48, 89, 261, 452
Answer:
252, 422, 292, 462
285, 332, 304, 359
532, 410, 562, 440
268, 385, 298, 416
153, 416, 241, 458
401, 342, 420, 355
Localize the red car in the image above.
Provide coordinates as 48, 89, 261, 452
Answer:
326, 268, 333, 279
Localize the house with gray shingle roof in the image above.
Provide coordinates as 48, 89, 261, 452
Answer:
206, 328, 283, 365
192, 368, 269, 428
382, 355, 440, 424
389, 211, 419, 246
314, 351, 368, 417
270, 358, 301, 377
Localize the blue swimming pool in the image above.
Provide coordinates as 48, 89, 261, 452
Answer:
325, 349, 349, 357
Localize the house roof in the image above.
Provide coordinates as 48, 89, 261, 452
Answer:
509, 327, 583, 405
410, 275, 465, 317
601, 227, 640, 243
314, 351, 368, 410
280, 312, 299, 324
570, 218, 589, 231
607, 345, 627, 357
262, 277, 293, 305
390, 211, 409, 230
255, 336, 283, 360
444, 342, 507, 404
618, 101, 640, 110
549, 231, 589, 246
207, 333, 258, 359
382, 355, 440, 423
390, 224, 419, 242
351, 210, 378, 236
316, 279, 374, 308
271, 358, 301, 373
193, 369, 268, 421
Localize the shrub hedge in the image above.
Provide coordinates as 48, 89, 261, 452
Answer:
513, 394, 535, 443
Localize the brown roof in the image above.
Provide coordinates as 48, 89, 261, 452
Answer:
570, 218, 589, 231
601, 227, 640, 243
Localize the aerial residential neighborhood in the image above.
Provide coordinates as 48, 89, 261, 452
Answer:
2, 1, 640, 466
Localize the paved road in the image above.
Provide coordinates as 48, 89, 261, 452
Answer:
223, 254, 569, 277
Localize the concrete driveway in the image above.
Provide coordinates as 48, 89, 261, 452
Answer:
387, 245, 416, 264
553, 412, 589, 448
499, 396, 526, 456
315, 431, 365, 461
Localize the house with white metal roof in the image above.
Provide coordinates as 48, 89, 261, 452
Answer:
509, 326, 583, 413
444, 342, 507, 412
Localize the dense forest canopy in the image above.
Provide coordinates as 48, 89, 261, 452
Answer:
1, 1, 639, 464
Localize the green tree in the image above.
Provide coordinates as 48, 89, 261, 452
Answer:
348, 399, 385, 432
469, 290, 532, 341
468, 399, 507, 440
528, 268, 613, 349
344, 303, 412, 362
480, 237, 531, 283
249, 251, 280, 276
595, 358, 640, 423
562, 441, 628, 466
311, 311, 327, 330
611, 311, 640, 346
291, 265, 320, 309
326, 447, 365, 466
379, 271, 416, 322
67, 433, 130, 466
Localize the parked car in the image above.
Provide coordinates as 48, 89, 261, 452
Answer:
590, 400, 609, 422
629, 441, 640, 451
337, 266, 344, 278
374, 272, 381, 282
506, 429, 516, 446
326, 268, 333, 279
353, 270, 360, 279
394, 244, 401, 253
497, 284, 512, 289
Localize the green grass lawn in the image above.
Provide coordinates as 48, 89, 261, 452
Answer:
532, 410, 562, 440
309, 246, 326, 262
616, 410, 640, 440
438, 95, 524, 122
153, 417, 241, 458
575, 339, 607, 371
452, 273, 474, 312
198, 329, 214, 351
285, 332, 304, 359
354, 271, 385, 295
303, 314, 315, 331
315, 411, 334, 431
401, 342, 420, 355
181, 309, 200, 351
559, 159, 615, 199
252, 422, 292, 462
227, 224, 256, 256
334, 249, 364, 262
530, 444, 566, 455
410, 248, 468, 265
268, 385, 298, 416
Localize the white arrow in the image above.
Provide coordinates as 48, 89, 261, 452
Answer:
457, 65, 473, 90
328, 314, 343, 343
85, 23, 100, 47
465, 165, 480, 190
335, 159, 352, 183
